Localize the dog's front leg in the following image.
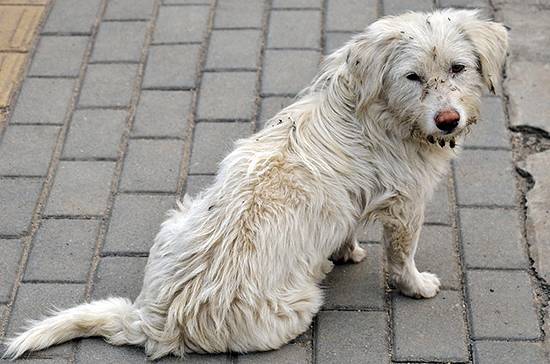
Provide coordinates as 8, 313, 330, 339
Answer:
382, 203, 440, 299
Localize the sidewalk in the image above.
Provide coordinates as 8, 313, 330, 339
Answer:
0, 0, 549, 363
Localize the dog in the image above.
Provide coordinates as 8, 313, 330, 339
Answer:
3, 9, 508, 360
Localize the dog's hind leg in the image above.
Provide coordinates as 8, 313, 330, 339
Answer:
330, 232, 367, 264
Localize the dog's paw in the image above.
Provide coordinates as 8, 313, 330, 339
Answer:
332, 241, 367, 264
398, 271, 441, 299
349, 245, 367, 263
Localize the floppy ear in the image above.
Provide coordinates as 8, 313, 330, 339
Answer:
458, 11, 509, 93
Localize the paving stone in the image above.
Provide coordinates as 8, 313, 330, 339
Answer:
268, 10, 321, 49
392, 290, 468, 362
44, 161, 115, 216
29, 36, 88, 77
522, 150, 550, 283
316, 311, 389, 364
163, 0, 211, 3
0, 5, 44, 52
93, 257, 147, 300
214, 0, 264, 29
103, 194, 175, 254
324, 31, 355, 54
323, 243, 385, 310
439, 0, 490, 8
383, 0, 433, 15
91, 21, 147, 62
424, 181, 451, 224
0, 178, 42, 236
11, 78, 75, 125
466, 270, 540, 339
0, 125, 59, 176
205, 30, 261, 70
505, 61, 550, 135
464, 96, 509, 148
104, 0, 154, 20
119, 139, 183, 192
43, 0, 101, 34
239, 343, 311, 363
473, 340, 546, 364
133, 91, 191, 137
0, 359, 69, 364
0, 53, 26, 107
79, 64, 138, 107
454, 149, 517, 206
197, 72, 257, 120
76, 338, 146, 364
184, 174, 215, 196
416, 225, 461, 289
142, 45, 200, 89
259, 96, 294, 126
154, 6, 209, 44
262, 50, 320, 95
498, 8, 550, 62
157, 353, 230, 363
459, 208, 528, 269
272, 0, 321, 8
189, 122, 252, 174
24, 219, 99, 282
0, 239, 22, 303
326, 0, 377, 32
63, 109, 127, 159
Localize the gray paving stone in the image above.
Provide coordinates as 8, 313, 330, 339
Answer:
424, 181, 451, 224
272, 0, 321, 8
466, 270, 540, 339
323, 244, 385, 310
43, 0, 101, 34
93, 257, 147, 300
154, 6, 209, 44
416, 225, 461, 289
29, 36, 88, 77
392, 290, 468, 362
439, 0, 489, 8
0, 359, 69, 364
163, 0, 211, 3
474, 340, 546, 364
63, 109, 127, 160
103, 194, 175, 254
324, 31, 354, 54
157, 353, 230, 363
91, 21, 147, 62
197, 72, 257, 120
0, 125, 59, 176
454, 149, 517, 206
11, 78, 75, 125
268, 10, 321, 49
262, 50, 320, 95
259, 96, 294, 126
44, 161, 115, 216
119, 139, 183, 192
326, 0, 377, 32
24, 219, 99, 282
189, 122, 252, 174
505, 61, 550, 135
0, 239, 22, 303
133, 91, 192, 137
0, 178, 42, 236
205, 30, 261, 70
383, 0, 433, 15
460, 208, 528, 269
184, 174, 214, 196
214, 0, 264, 28
76, 338, 146, 364
464, 96, 510, 148
78, 64, 138, 107
104, 0, 155, 20
142, 45, 200, 89
316, 311, 389, 364
239, 343, 311, 363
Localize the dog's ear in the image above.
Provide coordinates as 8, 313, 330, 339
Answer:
456, 10, 508, 93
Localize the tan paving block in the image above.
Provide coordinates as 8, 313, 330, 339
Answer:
0, 52, 26, 107
0, 0, 48, 4
0, 5, 44, 51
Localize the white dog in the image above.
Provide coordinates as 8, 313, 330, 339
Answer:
3, 9, 507, 360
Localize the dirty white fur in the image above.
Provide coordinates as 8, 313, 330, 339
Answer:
3, 9, 507, 360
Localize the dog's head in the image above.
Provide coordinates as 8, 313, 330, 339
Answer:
346, 9, 508, 143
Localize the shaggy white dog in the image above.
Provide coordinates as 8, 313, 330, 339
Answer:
3, 9, 507, 360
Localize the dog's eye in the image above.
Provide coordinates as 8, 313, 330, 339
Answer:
406, 73, 421, 82
451, 64, 465, 74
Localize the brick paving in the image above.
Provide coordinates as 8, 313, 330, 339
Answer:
0, 0, 549, 363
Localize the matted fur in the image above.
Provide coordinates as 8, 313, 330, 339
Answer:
3, 9, 507, 360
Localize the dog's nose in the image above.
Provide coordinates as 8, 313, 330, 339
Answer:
434, 109, 460, 132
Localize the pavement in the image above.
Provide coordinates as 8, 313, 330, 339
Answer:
0, 0, 549, 363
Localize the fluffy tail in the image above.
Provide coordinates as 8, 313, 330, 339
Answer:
2, 297, 144, 360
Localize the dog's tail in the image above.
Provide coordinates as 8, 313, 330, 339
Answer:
2, 297, 145, 360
